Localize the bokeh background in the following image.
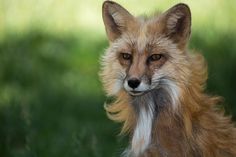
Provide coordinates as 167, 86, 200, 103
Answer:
0, 0, 235, 157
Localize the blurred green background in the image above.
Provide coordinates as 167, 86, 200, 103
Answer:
0, 0, 235, 157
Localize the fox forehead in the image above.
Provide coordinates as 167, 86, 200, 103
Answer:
137, 22, 148, 53
116, 17, 173, 54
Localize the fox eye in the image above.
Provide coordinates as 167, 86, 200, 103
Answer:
148, 54, 162, 62
121, 53, 132, 60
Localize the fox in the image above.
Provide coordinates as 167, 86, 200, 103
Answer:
100, 1, 236, 157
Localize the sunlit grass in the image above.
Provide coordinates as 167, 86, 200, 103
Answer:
1, 0, 236, 39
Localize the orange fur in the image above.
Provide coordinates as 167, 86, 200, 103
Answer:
100, 1, 236, 157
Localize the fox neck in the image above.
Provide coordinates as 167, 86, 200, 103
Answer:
131, 94, 155, 156
130, 86, 178, 156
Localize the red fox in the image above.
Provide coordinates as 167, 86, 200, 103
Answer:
100, 1, 236, 157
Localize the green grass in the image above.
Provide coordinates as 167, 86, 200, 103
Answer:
0, 32, 122, 157
0, 0, 236, 157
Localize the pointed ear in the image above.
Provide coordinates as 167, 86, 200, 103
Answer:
102, 1, 134, 42
161, 3, 191, 47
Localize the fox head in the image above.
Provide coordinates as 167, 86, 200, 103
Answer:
100, 1, 198, 109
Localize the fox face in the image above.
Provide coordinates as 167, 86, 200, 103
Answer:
101, 1, 192, 101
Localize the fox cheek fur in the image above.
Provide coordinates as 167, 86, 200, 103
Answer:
100, 1, 236, 157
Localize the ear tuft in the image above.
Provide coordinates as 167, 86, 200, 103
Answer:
162, 3, 191, 46
102, 1, 134, 42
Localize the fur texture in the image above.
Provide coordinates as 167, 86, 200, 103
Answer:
100, 1, 236, 157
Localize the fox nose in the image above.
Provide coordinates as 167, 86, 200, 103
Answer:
128, 78, 141, 89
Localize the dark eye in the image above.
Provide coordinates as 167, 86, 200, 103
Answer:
121, 53, 132, 60
148, 54, 162, 62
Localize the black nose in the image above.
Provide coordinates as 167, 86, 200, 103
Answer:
128, 78, 141, 89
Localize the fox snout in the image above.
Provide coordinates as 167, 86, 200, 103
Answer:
124, 76, 150, 96
127, 78, 141, 89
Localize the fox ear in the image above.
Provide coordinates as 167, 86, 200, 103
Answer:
102, 1, 134, 42
161, 3, 191, 47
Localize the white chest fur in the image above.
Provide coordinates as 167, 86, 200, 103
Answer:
131, 101, 154, 156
